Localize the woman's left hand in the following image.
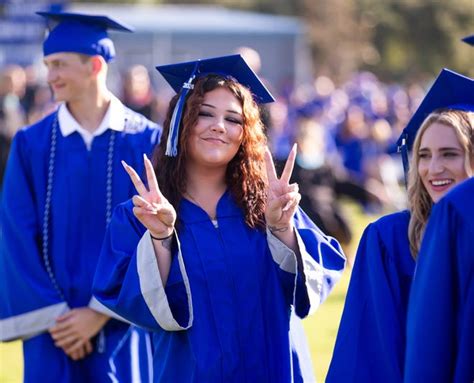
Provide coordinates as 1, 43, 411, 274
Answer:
264, 144, 301, 232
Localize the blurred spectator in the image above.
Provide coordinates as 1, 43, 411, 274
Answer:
0, 133, 10, 190
234, 46, 262, 74
234, 46, 273, 133
283, 117, 381, 247
267, 68, 426, 213
335, 105, 370, 181
21, 65, 41, 116
0, 65, 27, 190
122, 64, 156, 120
0, 65, 27, 139
268, 98, 293, 158
26, 84, 55, 125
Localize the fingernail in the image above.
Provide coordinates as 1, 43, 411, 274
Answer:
121, 160, 128, 168
282, 200, 292, 211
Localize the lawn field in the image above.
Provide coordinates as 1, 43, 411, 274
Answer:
304, 269, 350, 381
0, 341, 22, 382
0, 202, 379, 382
305, 201, 377, 381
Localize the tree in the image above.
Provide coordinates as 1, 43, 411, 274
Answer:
73, 0, 474, 81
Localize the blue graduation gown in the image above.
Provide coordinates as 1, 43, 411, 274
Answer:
327, 211, 415, 383
0, 109, 160, 382
93, 193, 346, 383
405, 178, 474, 383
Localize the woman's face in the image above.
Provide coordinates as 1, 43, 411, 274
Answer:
186, 86, 244, 169
417, 122, 471, 203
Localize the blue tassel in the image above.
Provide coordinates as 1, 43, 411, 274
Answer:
399, 133, 410, 189
166, 83, 192, 156
166, 61, 200, 157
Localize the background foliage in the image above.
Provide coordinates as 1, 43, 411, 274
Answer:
73, 0, 474, 82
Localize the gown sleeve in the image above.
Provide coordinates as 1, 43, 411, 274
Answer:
92, 201, 193, 332
0, 131, 69, 341
326, 220, 407, 383
405, 200, 474, 383
266, 207, 346, 319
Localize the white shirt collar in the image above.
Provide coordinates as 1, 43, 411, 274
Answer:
57, 95, 126, 149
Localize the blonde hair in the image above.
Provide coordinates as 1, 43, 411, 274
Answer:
408, 109, 474, 258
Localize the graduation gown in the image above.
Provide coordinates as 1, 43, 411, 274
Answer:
93, 193, 346, 383
327, 211, 415, 383
0, 108, 160, 382
405, 178, 474, 383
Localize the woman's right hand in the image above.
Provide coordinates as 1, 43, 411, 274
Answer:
122, 154, 176, 238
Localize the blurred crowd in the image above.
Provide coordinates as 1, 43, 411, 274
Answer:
0, 60, 426, 247
269, 71, 426, 246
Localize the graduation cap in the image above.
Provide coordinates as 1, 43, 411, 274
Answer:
397, 68, 474, 183
462, 34, 474, 46
156, 54, 275, 156
36, 11, 134, 62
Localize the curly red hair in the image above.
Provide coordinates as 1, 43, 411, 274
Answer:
153, 74, 268, 229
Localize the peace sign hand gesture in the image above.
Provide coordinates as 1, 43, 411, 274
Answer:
122, 154, 176, 238
264, 144, 301, 233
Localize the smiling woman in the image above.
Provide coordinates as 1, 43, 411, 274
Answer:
92, 54, 347, 383
186, 87, 244, 172
153, 72, 268, 228
419, 121, 469, 197
408, 109, 474, 256
327, 68, 474, 383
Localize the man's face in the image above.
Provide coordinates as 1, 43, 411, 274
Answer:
43, 52, 92, 103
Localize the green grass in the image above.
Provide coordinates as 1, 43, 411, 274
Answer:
303, 269, 351, 381
0, 341, 22, 382
0, 202, 379, 383
303, 200, 380, 381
